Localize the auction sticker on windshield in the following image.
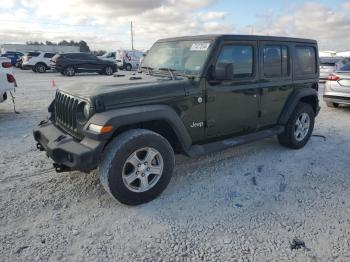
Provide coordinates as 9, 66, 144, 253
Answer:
190, 43, 210, 51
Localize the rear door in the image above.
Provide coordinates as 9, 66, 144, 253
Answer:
205, 40, 260, 137
258, 41, 293, 127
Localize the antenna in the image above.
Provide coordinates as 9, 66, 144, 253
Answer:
131, 21, 134, 50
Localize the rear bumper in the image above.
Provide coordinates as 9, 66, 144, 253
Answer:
323, 95, 350, 105
33, 120, 105, 172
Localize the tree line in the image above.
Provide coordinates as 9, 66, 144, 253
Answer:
25, 40, 90, 53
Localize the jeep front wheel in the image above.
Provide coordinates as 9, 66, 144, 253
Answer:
278, 102, 315, 149
99, 129, 175, 205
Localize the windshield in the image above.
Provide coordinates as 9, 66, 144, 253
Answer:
142, 40, 213, 75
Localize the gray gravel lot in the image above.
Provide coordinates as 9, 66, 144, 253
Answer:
1, 69, 349, 261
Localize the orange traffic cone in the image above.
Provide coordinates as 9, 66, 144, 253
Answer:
51, 79, 56, 88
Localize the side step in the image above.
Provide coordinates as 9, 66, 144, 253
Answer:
186, 126, 284, 158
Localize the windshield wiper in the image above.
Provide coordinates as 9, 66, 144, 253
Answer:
158, 67, 176, 80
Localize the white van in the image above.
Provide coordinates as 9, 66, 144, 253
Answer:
0, 57, 16, 103
116, 50, 144, 71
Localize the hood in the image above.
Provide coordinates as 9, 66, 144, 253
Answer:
58, 73, 188, 110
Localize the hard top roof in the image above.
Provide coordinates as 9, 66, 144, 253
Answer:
157, 34, 317, 44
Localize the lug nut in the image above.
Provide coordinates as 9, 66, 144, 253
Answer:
147, 167, 150, 171
136, 171, 140, 175
137, 164, 141, 167
141, 173, 145, 177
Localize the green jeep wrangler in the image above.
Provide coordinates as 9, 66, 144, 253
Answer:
34, 35, 320, 205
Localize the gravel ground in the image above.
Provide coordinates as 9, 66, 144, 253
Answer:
1, 69, 349, 262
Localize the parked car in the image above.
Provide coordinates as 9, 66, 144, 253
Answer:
22, 51, 56, 73
323, 62, 350, 107
34, 35, 320, 205
98, 52, 116, 61
319, 57, 350, 80
0, 51, 24, 66
0, 57, 16, 103
50, 53, 117, 76
116, 49, 143, 71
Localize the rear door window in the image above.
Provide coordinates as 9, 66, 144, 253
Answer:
44, 53, 56, 58
26, 52, 40, 57
339, 63, 350, 71
263, 45, 289, 77
217, 45, 254, 78
295, 46, 317, 75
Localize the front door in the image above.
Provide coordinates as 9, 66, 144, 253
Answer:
206, 41, 260, 137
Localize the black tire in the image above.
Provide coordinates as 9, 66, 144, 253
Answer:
35, 63, 47, 73
278, 102, 315, 149
125, 63, 132, 71
60, 71, 65, 76
326, 102, 339, 108
32, 67, 37, 72
104, 66, 114, 75
99, 129, 175, 205
64, 66, 75, 77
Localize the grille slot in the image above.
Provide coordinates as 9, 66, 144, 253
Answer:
54, 91, 82, 139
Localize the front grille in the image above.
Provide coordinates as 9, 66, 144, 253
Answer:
54, 91, 82, 139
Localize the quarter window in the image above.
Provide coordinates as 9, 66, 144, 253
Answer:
263, 46, 289, 78
217, 45, 253, 78
295, 46, 316, 74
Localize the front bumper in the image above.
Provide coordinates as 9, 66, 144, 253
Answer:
33, 120, 105, 172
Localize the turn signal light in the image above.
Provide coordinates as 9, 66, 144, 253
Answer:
88, 124, 113, 134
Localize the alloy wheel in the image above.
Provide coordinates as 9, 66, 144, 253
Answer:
122, 147, 164, 193
294, 112, 310, 141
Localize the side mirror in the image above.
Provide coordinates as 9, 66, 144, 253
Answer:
214, 62, 234, 81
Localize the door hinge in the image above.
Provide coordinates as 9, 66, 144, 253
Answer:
258, 110, 262, 118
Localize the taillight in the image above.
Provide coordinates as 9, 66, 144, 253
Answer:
7, 74, 15, 83
327, 74, 340, 81
2, 62, 12, 68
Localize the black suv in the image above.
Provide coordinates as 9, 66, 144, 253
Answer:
34, 35, 320, 205
51, 53, 117, 76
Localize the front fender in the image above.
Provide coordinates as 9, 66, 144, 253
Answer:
83, 105, 192, 151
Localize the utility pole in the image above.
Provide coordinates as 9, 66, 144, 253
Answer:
131, 21, 134, 50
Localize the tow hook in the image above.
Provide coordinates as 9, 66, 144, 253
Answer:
36, 143, 44, 151
53, 163, 70, 173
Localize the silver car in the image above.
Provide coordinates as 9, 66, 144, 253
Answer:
323, 63, 350, 107
319, 57, 350, 80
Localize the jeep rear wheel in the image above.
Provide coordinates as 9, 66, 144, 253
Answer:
99, 129, 175, 205
278, 102, 315, 149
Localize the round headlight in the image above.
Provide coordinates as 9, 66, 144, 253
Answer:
83, 103, 91, 119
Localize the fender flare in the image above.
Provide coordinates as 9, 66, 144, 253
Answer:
84, 105, 192, 151
278, 88, 319, 125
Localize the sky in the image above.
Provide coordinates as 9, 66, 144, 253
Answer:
0, 0, 349, 51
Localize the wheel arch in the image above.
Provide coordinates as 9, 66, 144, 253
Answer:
85, 105, 192, 154
278, 88, 319, 125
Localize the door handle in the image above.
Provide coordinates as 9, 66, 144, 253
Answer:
243, 89, 258, 95
280, 86, 290, 91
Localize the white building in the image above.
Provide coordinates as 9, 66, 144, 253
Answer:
0, 44, 79, 54
319, 50, 350, 58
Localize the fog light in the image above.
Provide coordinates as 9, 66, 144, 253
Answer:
88, 124, 113, 134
